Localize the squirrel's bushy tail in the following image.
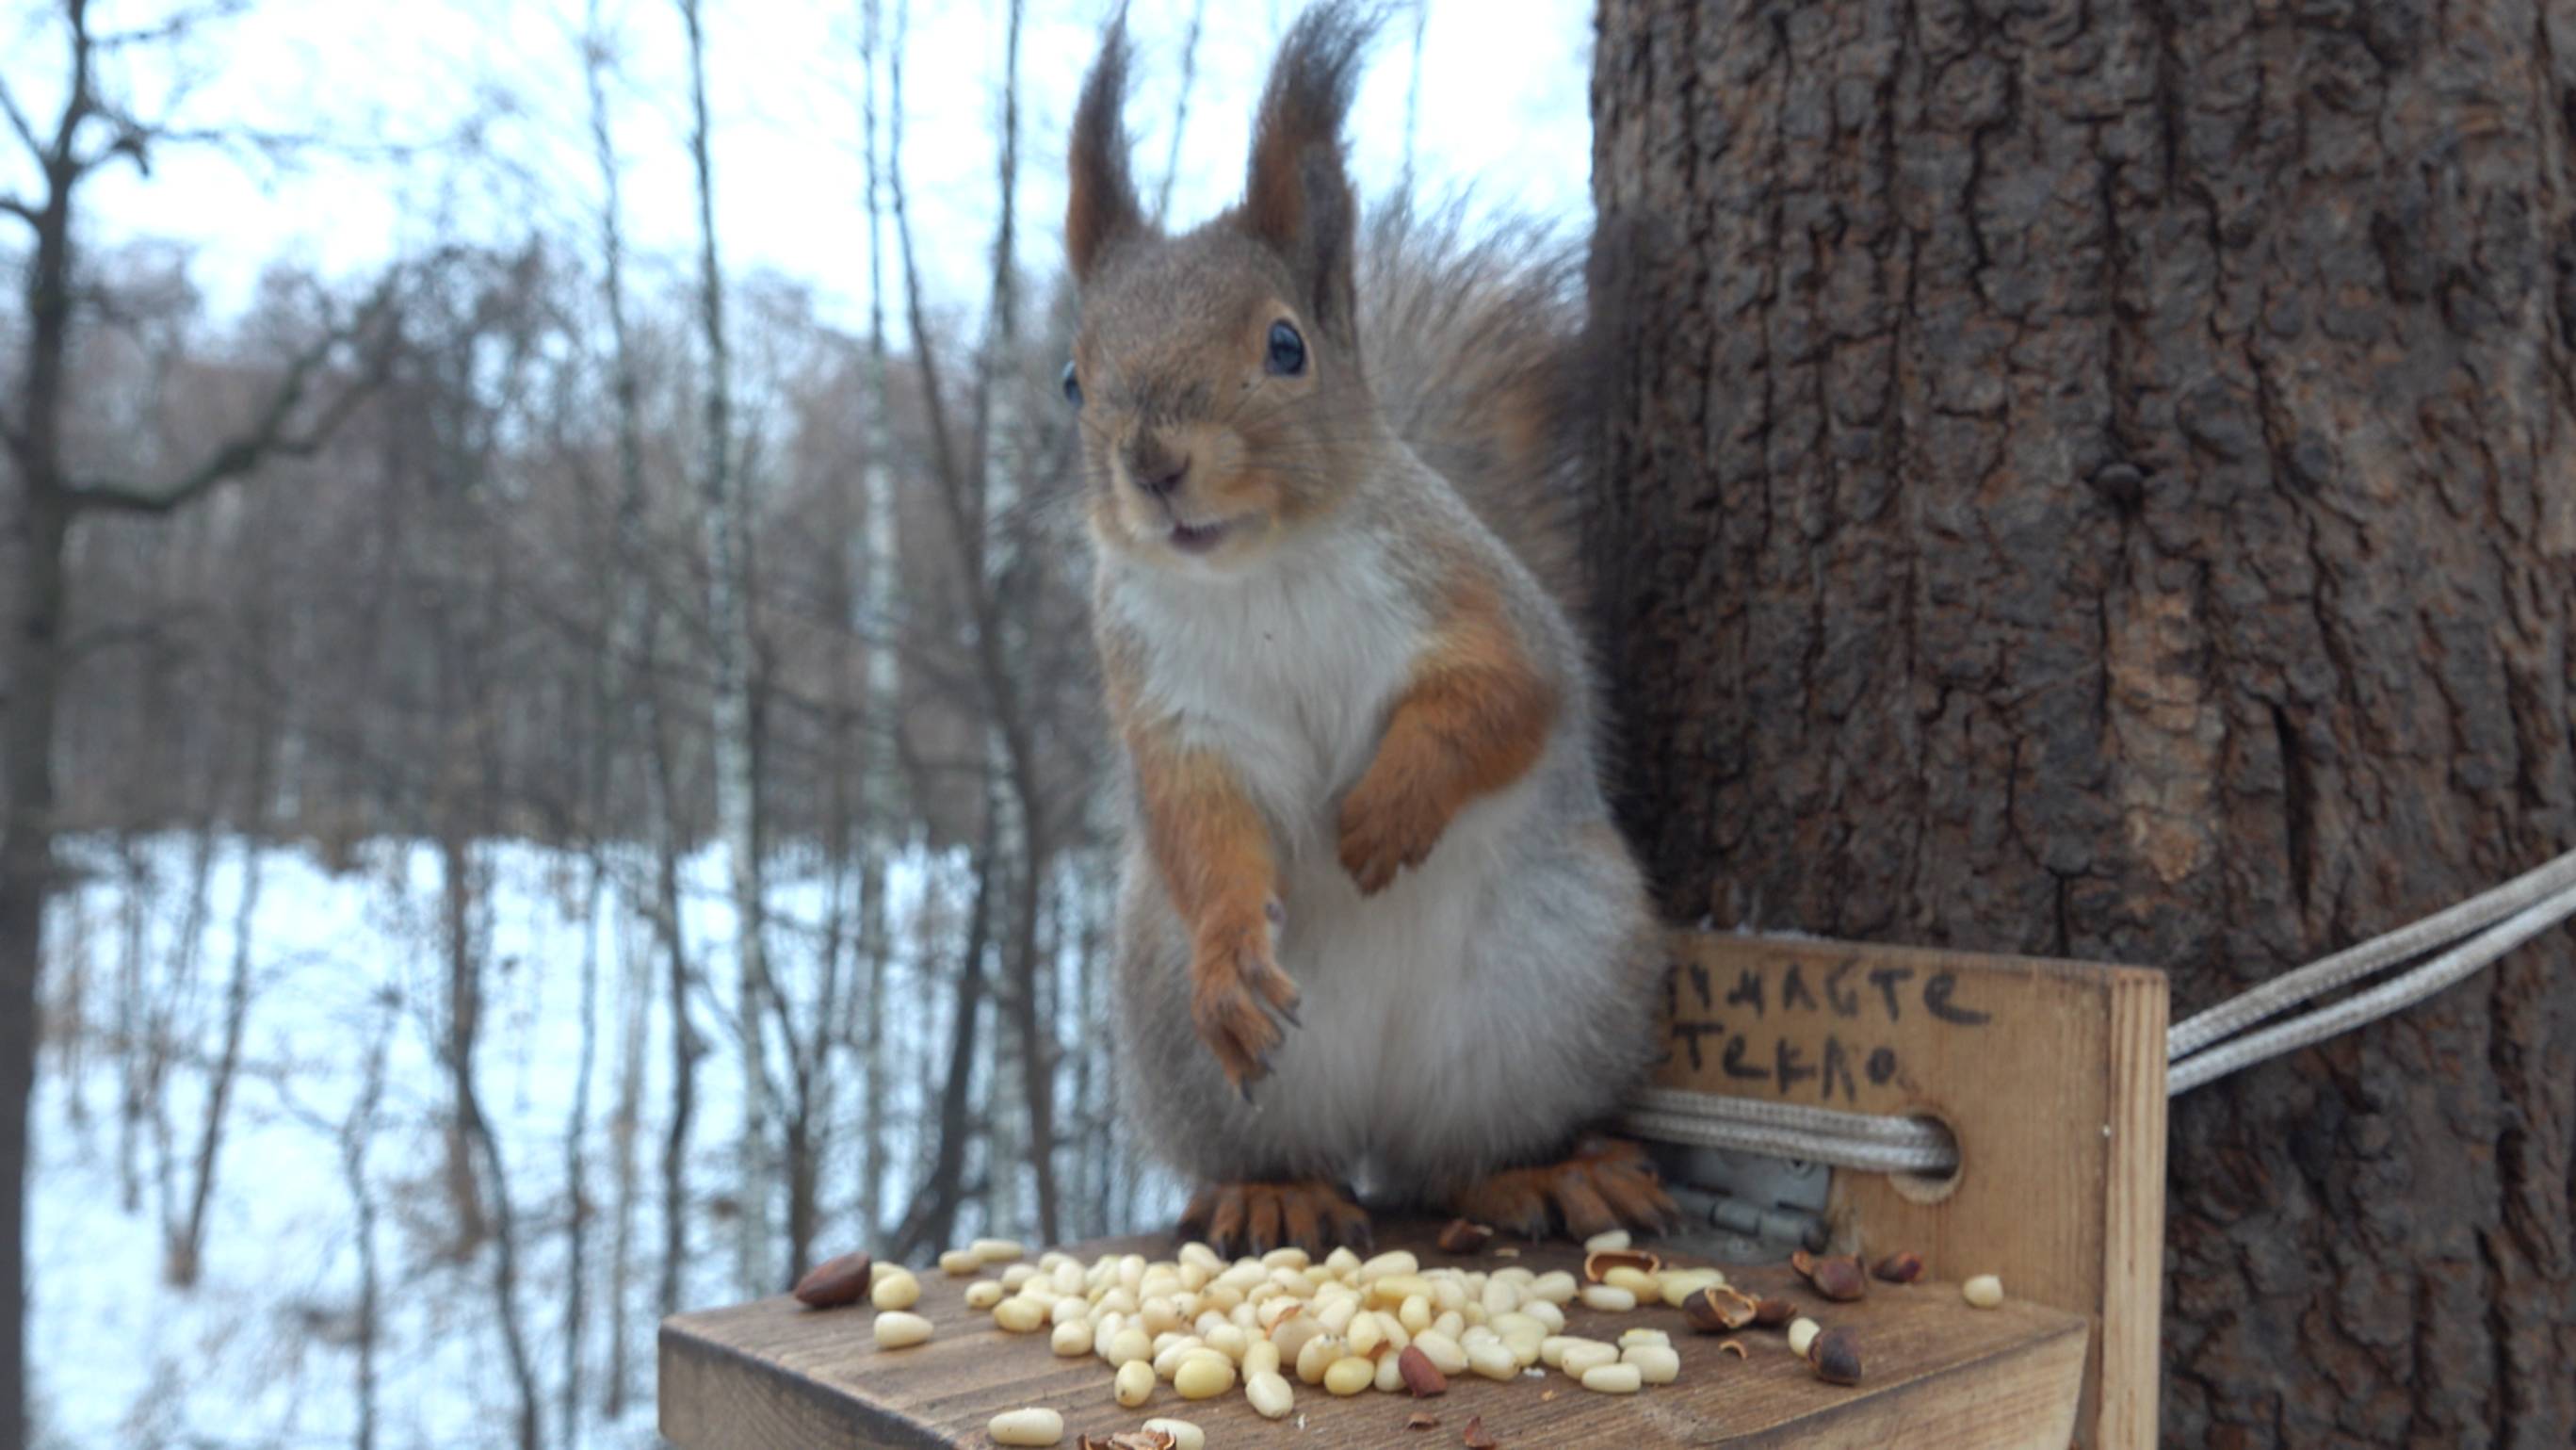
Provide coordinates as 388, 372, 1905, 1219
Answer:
1358, 196, 1593, 613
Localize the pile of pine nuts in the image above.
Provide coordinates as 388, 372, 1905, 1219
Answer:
833, 1227, 1992, 1446
889, 1229, 1711, 1444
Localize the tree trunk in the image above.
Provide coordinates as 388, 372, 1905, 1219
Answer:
675, 0, 777, 1298
1589, 2, 2576, 1444
170, 727, 272, 1289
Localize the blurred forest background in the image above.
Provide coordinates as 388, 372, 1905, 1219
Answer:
0, 0, 1591, 1446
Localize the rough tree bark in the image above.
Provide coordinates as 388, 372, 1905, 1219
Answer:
1591, 1, 2576, 1444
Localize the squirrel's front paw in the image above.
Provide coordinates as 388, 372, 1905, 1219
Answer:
1337, 770, 1447, 895
1189, 909, 1301, 1098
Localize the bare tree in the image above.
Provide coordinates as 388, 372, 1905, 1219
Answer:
674, 0, 780, 1296
338, 996, 397, 1450
851, 0, 901, 1253
166, 673, 274, 1287
0, 7, 402, 1442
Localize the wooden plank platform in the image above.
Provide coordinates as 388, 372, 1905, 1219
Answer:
661, 1223, 2088, 1448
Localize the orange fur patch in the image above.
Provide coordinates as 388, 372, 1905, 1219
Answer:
1337, 576, 1561, 895
1112, 661, 1300, 1088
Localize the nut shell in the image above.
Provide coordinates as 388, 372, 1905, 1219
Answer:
1681, 1285, 1759, 1332
1435, 1219, 1496, 1254
1871, 1250, 1924, 1284
791, 1250, 874, 1308
1581, 1247, 1663, 1283
1398, 1344, 1449, 1398
1807, 1327, 1864, 1385
1794, 1251, 1869, 1302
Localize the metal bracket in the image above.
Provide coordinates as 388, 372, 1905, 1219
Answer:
1649, 1143, 1830, 1264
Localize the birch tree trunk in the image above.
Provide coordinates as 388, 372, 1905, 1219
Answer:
1590, 1, 2576, 1442
675, 0, 776, 1296
582, 0, 672, 1397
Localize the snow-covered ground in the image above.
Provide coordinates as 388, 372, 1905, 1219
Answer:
27, 833, 1143, 1450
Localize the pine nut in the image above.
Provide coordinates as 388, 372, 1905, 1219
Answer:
1152, 1336, 1205, 1378
1174, 1351, 1235, 1400
1241, 1337, 1280, 1377
871, 1311, 933, 1349
1582, 1230, 1631, 1252
986, 1408, 1063, 1445
1050, 1320, 1094, 1358
1787, 1317, 1822, 1357
1412, 1328, 1469, 1376
1964, 1274, 2005, 1309
1579, 1284, 1637, 1312
1359, 1250, 1421, 1280
871, 1270, 922, 1312
1559, 1341, 1619, 1377
1246, 1367, 1295, 1418
1603, 1266, 1660, 1297
1294, 1332, 1341, 1384
972, 1237, 1025, 1264
1617, 1328, 1670, 1347
1529, 1271, 1580, 1305
1102, 1328, 1154, 1370
939, 1248, 982, 1277
1114, 1359, 1155, 1408
1466, 1338, 1517, 1381
1623, 1344, 1681, 1384
1141, 1420, 1205, 1450
1374, 1350, 1406, 1392
1348, 1309, 1385, 1357
994, 1295, 1045, 1333
1580, 1363, 1644, 1393
1323, 1355, 1375, 1395
965, 1279, 1005, 1310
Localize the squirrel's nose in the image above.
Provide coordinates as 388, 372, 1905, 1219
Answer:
1131, 450, 1191, 497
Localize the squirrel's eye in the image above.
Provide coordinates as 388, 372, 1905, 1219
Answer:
1266, 320, 1306, 377
1061, 360, 1082, 408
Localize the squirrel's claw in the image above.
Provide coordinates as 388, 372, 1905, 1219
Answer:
1191, 922, 1302, 1098
1176, 1181, 1374, 1259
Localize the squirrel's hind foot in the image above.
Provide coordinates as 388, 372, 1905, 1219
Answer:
1450, 1136, 1679, 1242
1177, 1180, 1372, 1259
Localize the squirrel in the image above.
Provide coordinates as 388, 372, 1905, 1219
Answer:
1061, 0, 1674, 1255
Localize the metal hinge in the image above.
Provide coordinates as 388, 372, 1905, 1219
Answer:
1649, 1144, 1830, 1264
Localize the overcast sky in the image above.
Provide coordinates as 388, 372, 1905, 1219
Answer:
8, 0, 1596, 339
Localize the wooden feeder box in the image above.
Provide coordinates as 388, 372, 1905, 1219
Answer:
659, 933, 2166, 1448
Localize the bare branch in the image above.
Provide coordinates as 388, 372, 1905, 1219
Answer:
0, 194, 33, 224
64, 274, 404, 515
0, 73, 41, 159
89, 0, 253, 53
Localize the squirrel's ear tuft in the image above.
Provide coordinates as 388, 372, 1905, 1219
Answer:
1242, 2, 1384, 340
1068, 12, 1145, 285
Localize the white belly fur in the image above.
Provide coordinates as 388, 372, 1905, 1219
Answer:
1110, 528, 1557, 1186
